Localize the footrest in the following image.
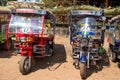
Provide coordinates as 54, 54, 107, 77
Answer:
72, 54, 79, 59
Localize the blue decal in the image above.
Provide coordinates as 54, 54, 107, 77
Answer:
76, 31, 82, 35
89, 31, 95, 36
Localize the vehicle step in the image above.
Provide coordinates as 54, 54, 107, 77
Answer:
34, 51, 45, 54
34, 54, 52, 57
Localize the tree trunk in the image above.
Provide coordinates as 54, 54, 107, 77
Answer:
87, 0, 90, 4
73, 0, 76, 5
105, 0, 108, 8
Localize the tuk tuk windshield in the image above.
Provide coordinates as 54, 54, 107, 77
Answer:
72, 17, 97, 37
74, 17, 97, 30
9, 14, 43, 34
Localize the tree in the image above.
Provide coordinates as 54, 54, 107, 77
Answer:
0, 0, 8, 6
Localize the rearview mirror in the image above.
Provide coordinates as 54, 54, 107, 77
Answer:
102, 16, 106, 21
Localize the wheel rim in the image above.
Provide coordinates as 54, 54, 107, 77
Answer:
110, 51, 117, 62
24, 57, 31, 72
19, 56, 32, 75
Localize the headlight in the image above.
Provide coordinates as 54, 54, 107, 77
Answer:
16, 37, 33, 42
27, 37, 33, 42
16, 37, 26, 42
16, 37, 19, 42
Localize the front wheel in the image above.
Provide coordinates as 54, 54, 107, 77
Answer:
111, 51, 117, 62
19, 56, 32, 75
109, 47, 117, 62
80, 62, 86, 79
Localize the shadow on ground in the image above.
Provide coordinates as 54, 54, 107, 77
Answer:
85, 50, 110, 79
31, 44, 67, 72
0, 47, 12, 58
117, 59, 120, 68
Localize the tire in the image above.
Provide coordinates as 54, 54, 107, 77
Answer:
80, 62, 86, 79
108, 45, 117, 62
73, 59, 79, 69
109, 47, 117, 62
19, 56, 32, 75
50, 48, 54, 56
111, 51, 117, 62
4, 39, 13, 50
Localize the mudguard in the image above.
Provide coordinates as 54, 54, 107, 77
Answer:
80, 55, 87, 62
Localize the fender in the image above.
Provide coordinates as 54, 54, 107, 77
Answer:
80, 55, 87, 62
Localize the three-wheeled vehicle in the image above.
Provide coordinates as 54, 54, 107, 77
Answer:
0, 9, 13, 49
7, 8, 55, 74
107, 15, 120, 62
69, 10, 106, 79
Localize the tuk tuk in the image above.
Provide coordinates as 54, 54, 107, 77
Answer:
69, 10, 106, 79
108, 15, 120, 62
7, 8, 56, 74
0, 9, 13, 49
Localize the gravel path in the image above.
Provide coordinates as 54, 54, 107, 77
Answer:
0, 35, 120, 80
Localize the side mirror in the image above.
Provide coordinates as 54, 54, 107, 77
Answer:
102, 16, 106, 21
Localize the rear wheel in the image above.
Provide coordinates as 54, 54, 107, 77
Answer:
19, 56, 32, 75
109, 47, 117, 62
50, 48, 54, 56
80, 62, 86, 79
4, 39, 13, 50
111, 51, 117, 62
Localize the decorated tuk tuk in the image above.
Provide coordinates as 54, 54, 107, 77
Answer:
7, 4, 56, 74
108, 15, 120, 62
69, 10, 106, 79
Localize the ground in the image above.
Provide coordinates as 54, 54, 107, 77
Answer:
0, 35, 120, 80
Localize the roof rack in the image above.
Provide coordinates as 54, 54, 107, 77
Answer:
71, 10, 103, 16
11, 8, 46, 15
7, 1, 44, 9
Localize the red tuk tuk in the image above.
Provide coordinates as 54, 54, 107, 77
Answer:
7, 8, 56, 74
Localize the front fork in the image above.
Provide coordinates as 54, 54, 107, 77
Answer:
79, 47, 90, 68
87, 52, 90, 68
21, 49, 32, 57
21, 45, 33, 62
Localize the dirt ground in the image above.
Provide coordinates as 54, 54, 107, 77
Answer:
0, 35, 120, 80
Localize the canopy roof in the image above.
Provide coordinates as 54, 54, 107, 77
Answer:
70, 10, 103, 17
